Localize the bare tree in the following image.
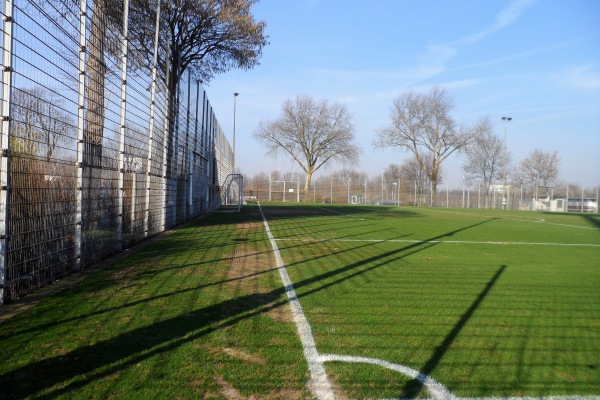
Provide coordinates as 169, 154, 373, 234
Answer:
375, 86, 488, 205
462, 128, 507, 208
399, 155, 438, 205
515, 149, 560, 193
383, 163, 401, 185
254, 95, 361, 201
11, 87, 75, 161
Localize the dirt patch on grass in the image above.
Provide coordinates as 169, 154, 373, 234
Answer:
213, 374, 245, 400
111, 265, 137, 280
222, 347, 267, 365
213, 374, 309, 400
266, 302, 293, 323
268, 388, 308, 399
225, 221, 296, 326
226, 222, 275, 288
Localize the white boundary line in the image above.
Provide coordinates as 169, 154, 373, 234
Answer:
257, 202, 599, 399
455, 398, 600, 400
258, 202, 335, 400
318, 354, 455, 400
425, 209, 600, 231
274, 238, 600, 247
259, 202, 454, 399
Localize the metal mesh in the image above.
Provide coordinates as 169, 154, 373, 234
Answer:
0, 0, 234, 303
247, 174, 599, 212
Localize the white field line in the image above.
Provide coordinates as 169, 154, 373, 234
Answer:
274, 238, 600, 247
454, 398, 600, 400
317, 207, 366, 220
260, 202, 454, 399
318, 354, 455, 400
425, 209, 600, 231
378, 397, 600, 400
258, 203, 599, 399
258, 202, 335, 400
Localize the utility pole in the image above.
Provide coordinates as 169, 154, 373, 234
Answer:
501, 116, 512, 209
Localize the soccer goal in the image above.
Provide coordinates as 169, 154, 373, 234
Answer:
210, 173, 244, 212
268, 179, 300, 202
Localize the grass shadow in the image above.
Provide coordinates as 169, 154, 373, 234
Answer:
0, 205, 496, 399
400, 264, 507, 398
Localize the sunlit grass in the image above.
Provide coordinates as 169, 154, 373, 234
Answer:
264, 204, 600, 398
0, 203, 598, 399
0, 207, 311, 399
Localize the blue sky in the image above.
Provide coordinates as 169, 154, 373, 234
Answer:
207, 0, 600, 189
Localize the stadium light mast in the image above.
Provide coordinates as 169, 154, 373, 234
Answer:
502, 116, 512, 209
381, 173, 384, 205
233, 92, 239, 173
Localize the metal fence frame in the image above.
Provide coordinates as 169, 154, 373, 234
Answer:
244, 174, 599, 212
0, 0, 234, 304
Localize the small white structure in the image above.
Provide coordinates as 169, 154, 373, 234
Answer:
534, 196, 598, 213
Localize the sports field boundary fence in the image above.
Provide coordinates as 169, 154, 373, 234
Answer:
244, 175, 599, 212
0, 0, 234, 304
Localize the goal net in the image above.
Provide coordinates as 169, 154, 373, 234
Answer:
210, 173, 244, 212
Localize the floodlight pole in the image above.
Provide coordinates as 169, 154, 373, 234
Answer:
501, 116, 512, 209
381, 173, 384, 205
233, 92, 238, 174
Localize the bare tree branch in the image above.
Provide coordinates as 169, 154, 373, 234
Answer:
375, 86, 487, 205
462, 122, 508, 207
254, 95, 361, 201
515, 149, 560, 192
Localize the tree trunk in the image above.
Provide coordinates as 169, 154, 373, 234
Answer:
83, 0, 107, 231
430, 161, 440, 207
165, 60, 179, 179
303, 170, 313, 203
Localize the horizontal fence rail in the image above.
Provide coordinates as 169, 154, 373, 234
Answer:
244, 176, 599, 212
0, 0, 233, 304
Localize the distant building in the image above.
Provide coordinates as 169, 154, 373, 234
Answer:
533, 195, 598, 213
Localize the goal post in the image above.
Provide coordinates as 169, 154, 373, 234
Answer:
210, 173, 244, 212
268, 179, 300, 202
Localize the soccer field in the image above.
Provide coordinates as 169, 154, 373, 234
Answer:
259, 203, 600, 399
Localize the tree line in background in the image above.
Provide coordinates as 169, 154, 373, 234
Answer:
242, 166, 595, 210
253, 87, 571, 206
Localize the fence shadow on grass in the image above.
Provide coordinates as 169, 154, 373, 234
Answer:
580, 213, 600, 230
0, 209, 495, 399
399, 264, 507, 398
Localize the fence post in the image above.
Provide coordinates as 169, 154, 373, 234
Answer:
0, 0, 16, 302
192, 80, 200, 215
144, 0, 161, 237
188, 148, 193, 214
184, 72, 191, 219
73, 0, 87, 272
130, 175, 136, 238
161, 34, 171, 231
116, 0, 130, 251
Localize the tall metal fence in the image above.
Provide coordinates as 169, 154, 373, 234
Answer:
0, 0, 234, 304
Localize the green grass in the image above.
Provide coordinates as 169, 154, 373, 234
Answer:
0, 208, 311, 399
262, 204, 600, 398
0, 204, 598, 399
